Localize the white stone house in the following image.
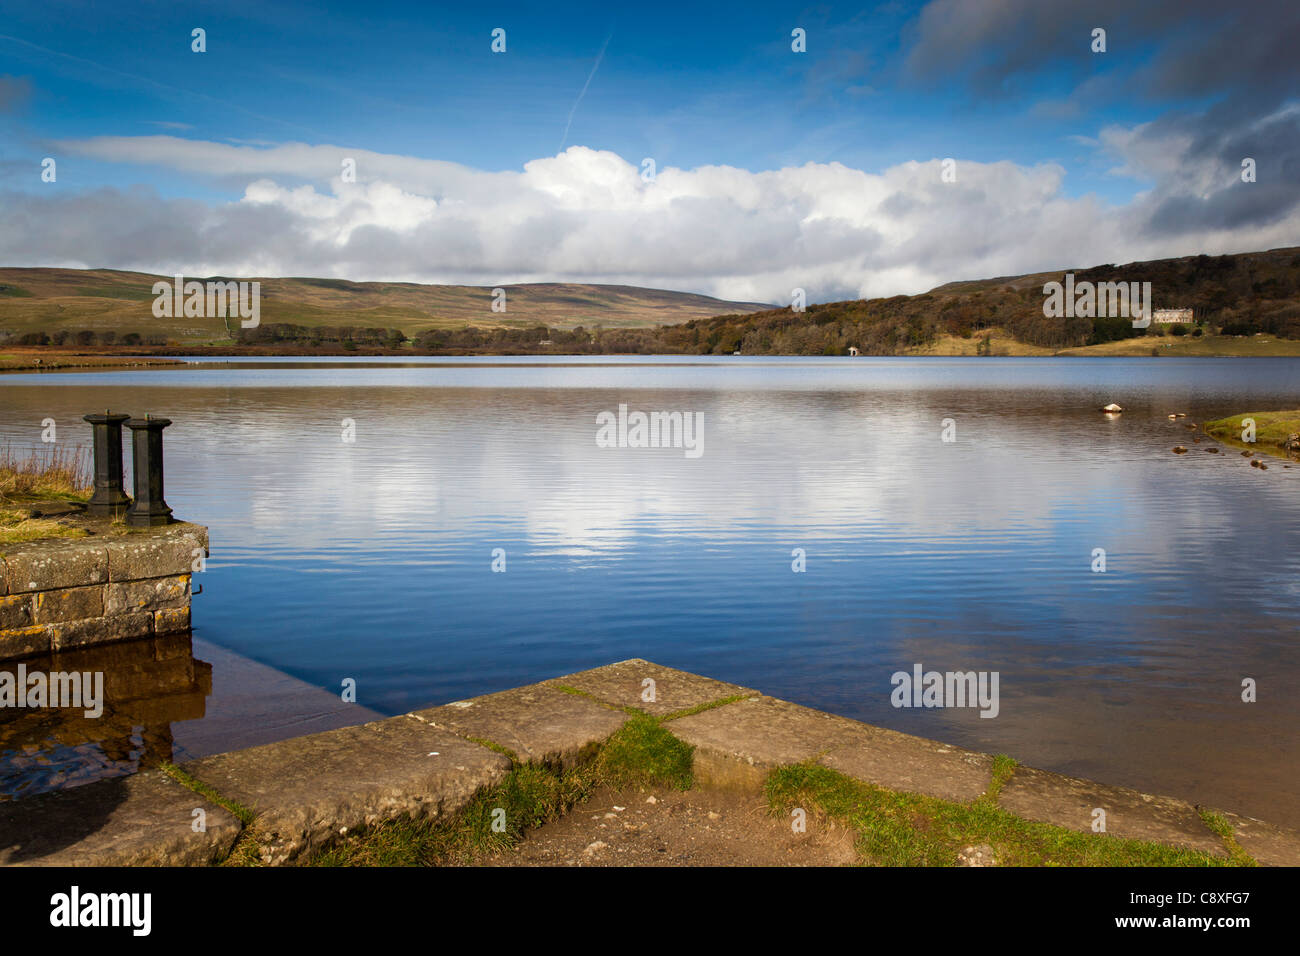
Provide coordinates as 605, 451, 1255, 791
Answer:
848, 346, 860, 356
1152, 308, 1194, 324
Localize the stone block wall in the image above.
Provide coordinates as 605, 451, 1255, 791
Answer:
0, 523, 207, 660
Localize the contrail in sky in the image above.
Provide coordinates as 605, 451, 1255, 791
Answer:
559, 31, 613, 152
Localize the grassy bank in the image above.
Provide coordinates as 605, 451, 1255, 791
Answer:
1056, 334, 1300, 357
1204, 411, 1300, 453
0, 445, 89, 502
0, 351, 183, 371
0, 445, 91, 545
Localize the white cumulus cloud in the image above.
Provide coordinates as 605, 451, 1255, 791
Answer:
2, 132, 1297, 303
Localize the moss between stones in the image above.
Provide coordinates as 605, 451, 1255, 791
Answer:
160, 762, 266, 867
550, 681, 641, 716
661, 693, 753, 722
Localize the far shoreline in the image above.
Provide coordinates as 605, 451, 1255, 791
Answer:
5, 333, 1300, 371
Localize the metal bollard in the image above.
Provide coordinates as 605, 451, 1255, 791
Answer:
83, 411, 132, 518
125, 415, 174, 527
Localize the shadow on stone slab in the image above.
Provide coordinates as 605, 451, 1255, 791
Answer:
551, 658, 756, 718
1212, 810, 1300, 866
998, 766, 1225, 856
413, 684, 628, 770
180, 714, 511, 865
0, 770, 238, 866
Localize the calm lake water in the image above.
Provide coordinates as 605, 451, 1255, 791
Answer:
2, 356, 1299, 825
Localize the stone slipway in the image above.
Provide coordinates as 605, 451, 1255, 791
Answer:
2, 658, 1297, 866
182, 716, 512, 865
0, 770, 239, 866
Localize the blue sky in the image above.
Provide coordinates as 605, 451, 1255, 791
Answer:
1, 1, 1296, 301
3, 1, 1160, 197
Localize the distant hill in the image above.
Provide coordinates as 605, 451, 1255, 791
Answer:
620, 246, 1300, 356
4, 248, 1300, 356
0, 268, 773, 345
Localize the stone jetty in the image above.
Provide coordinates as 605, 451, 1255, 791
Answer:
2, 659, 1297, 866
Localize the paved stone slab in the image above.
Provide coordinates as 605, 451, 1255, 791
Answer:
0, 770, 239, 866
998, 766, 1225, 856
182, 714, 511, 864
552, 658, 756, 718
106, 575, 190, 614
105, 524, 206, 582
2, 539, 108, 594
414, 684, 628, 769
668, 695, 868, 791
819, 726, 995, 804
1213, 810, 1300, 866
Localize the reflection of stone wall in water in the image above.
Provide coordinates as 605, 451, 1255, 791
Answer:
0, 632, 211, 800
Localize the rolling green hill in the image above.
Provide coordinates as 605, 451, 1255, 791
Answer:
0, 268, 773, 345
5, 247, 1300, 356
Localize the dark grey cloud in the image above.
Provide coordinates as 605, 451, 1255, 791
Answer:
906, 0, 1300, 104
1139, 105, 1300, 237
903, 1, 1300, 242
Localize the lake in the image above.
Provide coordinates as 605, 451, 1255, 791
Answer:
2, 355, 1298, 826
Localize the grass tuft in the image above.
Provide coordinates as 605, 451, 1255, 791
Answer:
1198, 808, 1257, 867
766, 762, 1242, 867
593, 712, 694, 791
311, 763, 585, 866
983, 754, 1018, 804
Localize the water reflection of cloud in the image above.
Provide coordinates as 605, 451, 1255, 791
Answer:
5, 364, 1300, 825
